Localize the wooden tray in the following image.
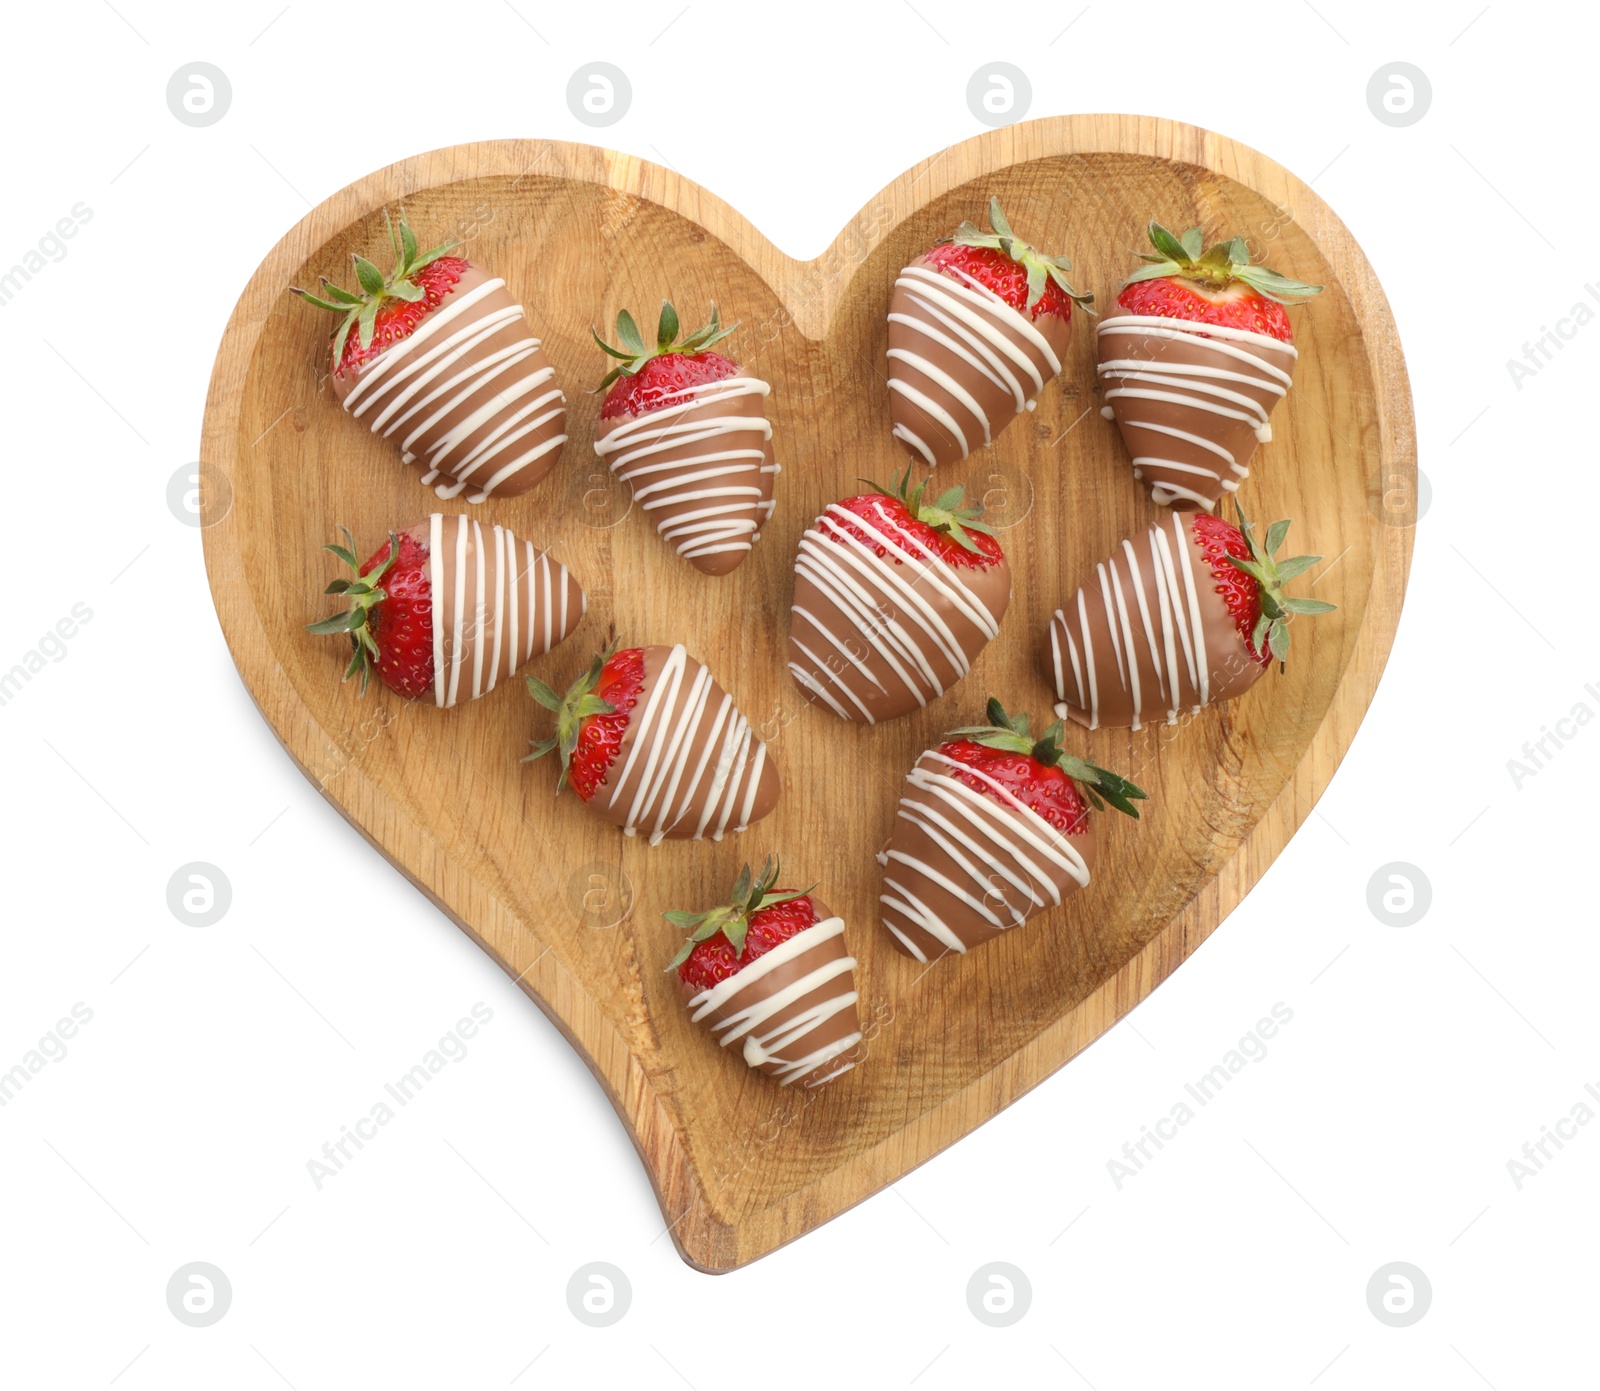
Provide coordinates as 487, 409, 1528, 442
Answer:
200, 116, 1414, 1272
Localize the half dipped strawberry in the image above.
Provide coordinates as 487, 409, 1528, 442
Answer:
591, 302, 778, 576
525, 641, 779, 843
888, 197, 1090, 469
293, 213, 567, 502
1045, 504, 1336, 730
307, 515, 584, 706
878, 698, 1145, 961
1096, 222, 1321, 509
788, 465, 1009, 723
667, 857, 862, 1088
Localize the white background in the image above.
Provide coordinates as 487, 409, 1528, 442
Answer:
2, 1, 1593, 1386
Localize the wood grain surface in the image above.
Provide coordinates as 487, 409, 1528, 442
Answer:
199, 116, 1415, 1272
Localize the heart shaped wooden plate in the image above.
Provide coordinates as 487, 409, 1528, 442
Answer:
201, 116, 1414, 1271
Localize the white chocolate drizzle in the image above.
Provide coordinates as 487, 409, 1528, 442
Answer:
1096, 314, 1296, 508
888, 264, 1062, 467
687, 917, 861, 1087
424, 514, 582, 709
1048, 512, 1212, 731
878, 750, 1090, 962
607, 644, 770, 845
788, 500, 1002, 723
592, 376, 778, 565
343, 277, 567, 502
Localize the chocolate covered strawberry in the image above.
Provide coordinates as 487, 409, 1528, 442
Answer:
293, 213, 567, 502
591, 302, 778, 576
878, 698, 1144, 961
1046, 504, 1335, 730
308, 515, 585, 706
525, 641, 779, 843
887, 197, 1090, 469
788, 464, 1009, 724
1097, 222, 1322, 509
667, 857, 861, 1088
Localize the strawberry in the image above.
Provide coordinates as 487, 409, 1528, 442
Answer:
789, 465, 1011, 724
307, 524, 433, 699
938, 699, 1146, 830
1116, 222, 1321, 343
878, 698, 1145, 961
525, 641, 779, 842
888, 197, 1091, 469
824, 463, 1002, 568
1096, 221, 1323, 509
883, 195, 1094, 470
594, 301, 741, 419
523, 642, 646, 799
1046, 506, 1335, 731
1198, 503, 1335, 669
666, 857, 819, 990
667, 858, 863, 1088
591, 302, 779, 576
292, 212, 568, 502
308, 516, 585, 708
926, 198, 1091, 322
291, 213, 466, 379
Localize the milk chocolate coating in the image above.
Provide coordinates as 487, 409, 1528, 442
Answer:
333, 265, 567, 502
679, 896, 862, 1088
415, 514, 585, 709
887, 254, 1071, 469
787, 500, 1010, 723
593, 370, 777, 576
1095, 305, 1298, 510
878, 749, 1096, 962
1045, 511, 1264, 731
586, 644, 779, 843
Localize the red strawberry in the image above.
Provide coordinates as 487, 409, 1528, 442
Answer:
888, 197, 1090, 469
938, 700, 1145, 832
308, 524, 434, 699
291, 215, 468, 380
667, 858, 862, 1088
788, 465, 1011, 724
525, 641, 779, 843
1115, 222, 1320, 343
1097, 222, 1322, 509
1191, 511, 1271, 664
1195, 504, 1335, 668
921, 239, 1079, 323
292, 212, 568, 502
824, 464, 1003, 569
667, 862, 820, 992
878, 698, 1144, 961
524, 643, 647, 800
591, 302, 778, 576
1046, 505, 1335, 732
1119, 274, 1292, 343
308, 516, 585, 708
595, 302, 742, 419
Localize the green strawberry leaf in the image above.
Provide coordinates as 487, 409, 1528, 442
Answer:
1147, 221, 1191, 264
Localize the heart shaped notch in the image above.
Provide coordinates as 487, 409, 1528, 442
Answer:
202, 118, 1413, 1271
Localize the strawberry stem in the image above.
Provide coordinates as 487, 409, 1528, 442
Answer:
1123, 221, 1322, 304
522, 640, 620, 793
855, 461, 996, 557
592, 300, 739, 392
946, 196, 1093, 314
944, 696, 1147, 817
290, 210, 458, 366
305, 526, 400, 696
1224, 501, 1337, 670
662, 856, 815, 970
